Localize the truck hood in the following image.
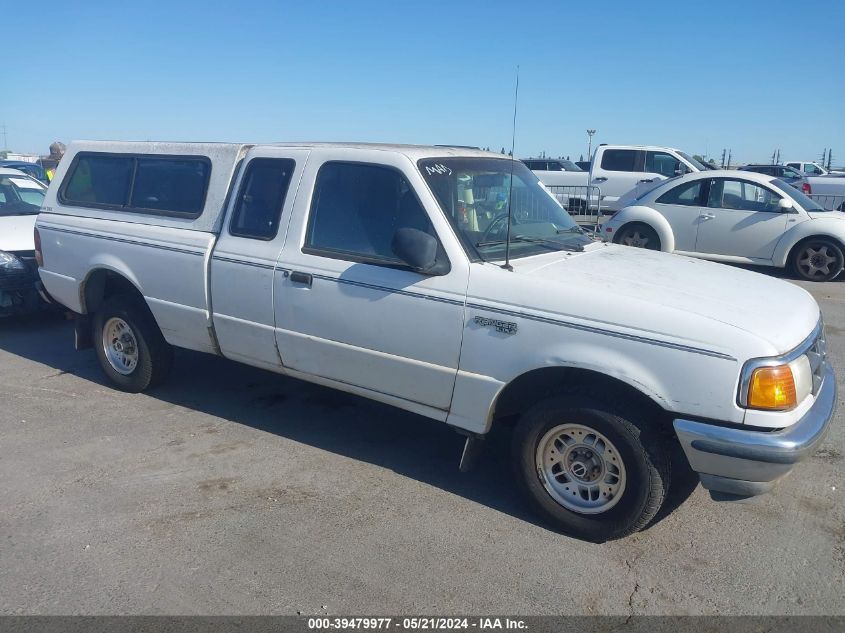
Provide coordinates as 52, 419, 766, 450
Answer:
504, 243, 819, 355
0, 215, 37, 252
808, 210, 845, 220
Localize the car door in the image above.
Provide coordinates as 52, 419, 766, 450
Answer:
650, 178, 707, 252
694, 177, 789, 260
591, 149, 641, 205
274, 149, 469, 412
210, 148, 310, 370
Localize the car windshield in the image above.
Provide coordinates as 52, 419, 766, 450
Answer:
678, 152, 712, 171
0, 175, 46, 216
419, 157, 593, 262
773, 178, 824, 212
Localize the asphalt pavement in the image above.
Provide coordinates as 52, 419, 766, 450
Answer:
1, 269, 842, 615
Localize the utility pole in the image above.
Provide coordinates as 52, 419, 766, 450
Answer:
827, 150, 834, 171
727, 149, 732, 168
1, 122, 7, 151
586, 129, 596, 161
721, 149, 726, 168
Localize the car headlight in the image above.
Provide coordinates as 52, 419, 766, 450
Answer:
0, 251, 26, 271
742, 355, 813, 411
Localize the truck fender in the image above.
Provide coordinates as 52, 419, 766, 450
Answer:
79, 256, 145, 314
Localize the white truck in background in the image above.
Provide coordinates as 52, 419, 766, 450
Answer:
527, 145, 713, 212
783, 161, 845, 211
784, 161, 845, 177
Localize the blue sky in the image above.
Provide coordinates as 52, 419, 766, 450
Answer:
4, 0, 843, 165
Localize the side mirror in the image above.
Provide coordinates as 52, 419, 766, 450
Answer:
778, 198, 795, 211
674, 166, 688, 176
391, 228, 449, 275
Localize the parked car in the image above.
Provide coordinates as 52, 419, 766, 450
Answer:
739, 164, 811, 194
603, 169, 845, 281
575, 161, 591, 171
36, 141, 835, 541
784, 161, 845, 177
0, 160, 48, 184
0, 168, 48, 316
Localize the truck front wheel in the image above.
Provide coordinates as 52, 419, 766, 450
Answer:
93, 294, 173, 392
513, 393, 670, 541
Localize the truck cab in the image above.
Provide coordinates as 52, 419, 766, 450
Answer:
589, 145, 710, 210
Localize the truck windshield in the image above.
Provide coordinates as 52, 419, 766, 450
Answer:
678, 152, 712, 171
419, 157, 593, 261
0, 175, 45, 216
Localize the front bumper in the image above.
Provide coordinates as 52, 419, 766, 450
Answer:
673, 362, 836, 498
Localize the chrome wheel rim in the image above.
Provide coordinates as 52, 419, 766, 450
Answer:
622, 230, 649, 248
102, 317, 139, 375
535, 424, 627, 514
798, 244, 839, 279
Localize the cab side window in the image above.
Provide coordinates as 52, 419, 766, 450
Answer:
229, 159, 296, 240
305, 162, 435, 264
600, 149, 637, 172
645, 151, 682, 177
655, 180, 704, 206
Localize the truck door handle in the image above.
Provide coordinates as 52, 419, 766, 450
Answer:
638, 179, 654, 183
592, 177, 607, 183
289, 271, 312, 287
700, 212, 715, 220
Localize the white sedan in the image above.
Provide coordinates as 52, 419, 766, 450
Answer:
602, 170, 845, 281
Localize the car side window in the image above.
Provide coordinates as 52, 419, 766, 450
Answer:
229, 158, 296, 240
655, 180, 704, 206
305, 162, 436, 265
708, 179, 782, 212
547, 162, 563, 171
600, 150, 637, 172
645, 151, 682, 177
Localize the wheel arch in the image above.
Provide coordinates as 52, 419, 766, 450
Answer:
488, 366, 672, 433
79, 266, 146, 315
610, 207, 674, 252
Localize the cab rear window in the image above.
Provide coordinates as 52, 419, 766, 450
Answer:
60, 153, 210, 218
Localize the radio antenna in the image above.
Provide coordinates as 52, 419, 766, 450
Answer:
502, 65, 520, 271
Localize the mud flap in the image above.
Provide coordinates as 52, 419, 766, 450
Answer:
74, 315, 93, 350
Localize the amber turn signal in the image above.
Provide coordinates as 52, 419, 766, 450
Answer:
747, 365, 797, 411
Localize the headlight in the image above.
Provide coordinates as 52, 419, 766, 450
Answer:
0, 251, 26, 271
744, 355, 813, 411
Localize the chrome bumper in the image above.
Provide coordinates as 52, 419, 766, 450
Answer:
673, 362, 836, 498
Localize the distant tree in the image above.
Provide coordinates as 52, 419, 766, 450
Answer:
501, 147, 506, 154
579, 154, 584, 161
508, 150, 513, 157
0, 150, 7, 159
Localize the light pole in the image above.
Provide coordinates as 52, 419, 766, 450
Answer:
586, 129, 596, 161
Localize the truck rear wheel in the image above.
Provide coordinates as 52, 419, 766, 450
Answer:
513, 393, 669, 542
93, 294, 173, 392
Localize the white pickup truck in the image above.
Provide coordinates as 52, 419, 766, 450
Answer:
528, 145, 713, 212
36, 141, 835, 541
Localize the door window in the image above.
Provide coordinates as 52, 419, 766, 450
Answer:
229, 159, 296, 240
600, 149, 637, 172
655, 180, 705, 206
707, 179, 782, 212
645, 151, 682, 177
305, 162, 435, 264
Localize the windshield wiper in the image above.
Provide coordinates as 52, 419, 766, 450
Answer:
556, 226, 585, 234
476, 235, 584, 252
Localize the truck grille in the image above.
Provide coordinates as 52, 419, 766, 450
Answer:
806, 327, 827, 395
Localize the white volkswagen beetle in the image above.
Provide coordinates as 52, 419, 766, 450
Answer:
602, 170, 845, 281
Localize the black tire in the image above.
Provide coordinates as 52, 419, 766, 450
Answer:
513, 392, 670, 542
616, 223, 661, 250
791, 237, 845, 282
92, 294, 173, 392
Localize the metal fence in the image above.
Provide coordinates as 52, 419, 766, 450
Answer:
809, 194, 845, 212
545, 185, 605, 231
